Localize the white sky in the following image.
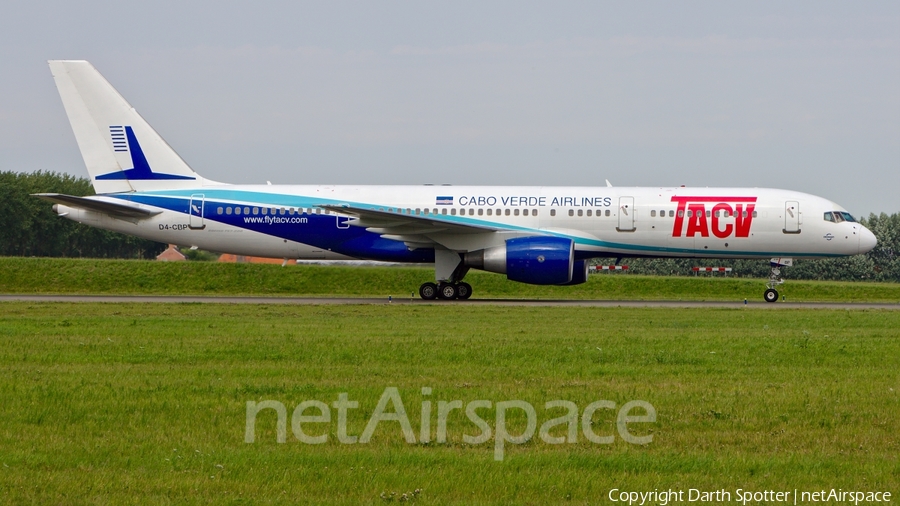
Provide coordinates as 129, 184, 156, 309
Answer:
1, 1, 898, 215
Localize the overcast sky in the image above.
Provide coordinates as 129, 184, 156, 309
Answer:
1, 1, 897, 215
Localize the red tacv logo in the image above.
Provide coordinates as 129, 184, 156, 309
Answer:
671, 196, 757, 238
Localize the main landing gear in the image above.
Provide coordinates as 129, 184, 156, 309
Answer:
764, 258, 792, 303
419, 247, 474, 300
419, 281, 473, 300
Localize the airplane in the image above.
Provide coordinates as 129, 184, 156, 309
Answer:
36, 60, 877, 302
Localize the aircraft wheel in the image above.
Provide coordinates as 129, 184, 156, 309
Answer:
456, 282, 473, 300
764, 289, 779, 303
438, 283, 457, 300
419, 282, 438, 300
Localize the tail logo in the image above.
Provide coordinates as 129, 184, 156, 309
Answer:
96, 126, 195, 181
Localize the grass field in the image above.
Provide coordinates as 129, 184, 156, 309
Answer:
0, 302, 897, 504
2, 257, 900, 302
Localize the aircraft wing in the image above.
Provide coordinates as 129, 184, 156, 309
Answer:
320, 204, 502, 234
319, 204, 507, 250
33, 193, 162, 219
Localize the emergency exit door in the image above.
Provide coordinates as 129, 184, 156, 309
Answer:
617, 196, 635, 232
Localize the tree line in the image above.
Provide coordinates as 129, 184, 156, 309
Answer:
0, 171, 164, 258
1, 171, 898, 281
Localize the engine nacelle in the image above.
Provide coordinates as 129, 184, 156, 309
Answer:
560, 260, 590, 286
464, 236, 580, 285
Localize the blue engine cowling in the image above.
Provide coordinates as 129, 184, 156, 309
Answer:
506, 236, 574, 285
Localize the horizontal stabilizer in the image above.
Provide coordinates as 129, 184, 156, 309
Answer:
33, 193, 161, 219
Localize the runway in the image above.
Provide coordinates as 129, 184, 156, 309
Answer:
1, 294, 898, 309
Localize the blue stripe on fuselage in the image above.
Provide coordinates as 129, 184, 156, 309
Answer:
114, 193, 433, 262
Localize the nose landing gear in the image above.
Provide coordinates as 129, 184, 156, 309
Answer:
764, 258, 792, 302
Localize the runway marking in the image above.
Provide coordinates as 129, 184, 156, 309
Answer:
1, 294, 898, 309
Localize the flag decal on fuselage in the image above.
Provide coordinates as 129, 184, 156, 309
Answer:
436, 196, 453, 205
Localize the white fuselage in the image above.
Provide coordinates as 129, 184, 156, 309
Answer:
57, 184, 875, 261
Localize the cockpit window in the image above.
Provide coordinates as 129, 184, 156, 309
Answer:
826, 211, 857, 223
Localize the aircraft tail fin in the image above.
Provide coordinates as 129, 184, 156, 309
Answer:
48, 60, 215, 194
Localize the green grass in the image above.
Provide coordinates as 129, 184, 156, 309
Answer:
0, 302, 897, 504
2, 257, 900, 302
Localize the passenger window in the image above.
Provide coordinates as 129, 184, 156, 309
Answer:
486, 209, 492, 216
235, 207, 241, 215
226, 207, 232, 215
522, 209, 529, 216
577, 209, 583, 216
514, 209, 520, 216
253, 207, 259, 215
669, 210, 674, 217
650, 210, 656, 217
687, 210, 692, 218
550, 209, 556, 217
568, 209, 574, 217
451, 209, 457, 216
706, 210, 710, 218
289, 208, 295, 215
478, 209, 484, 216
244, 207, 250, 215
441, 209, 447, 215
587, 210, 592, 217
605, 210, 611, 217
677, 210, 684, 218
217, 207, 223, 215
752, 211, 757, 218
505, 209, 511, 216
532, 209, 538, 216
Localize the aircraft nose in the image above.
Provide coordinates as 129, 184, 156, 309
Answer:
859, 226, 877, 254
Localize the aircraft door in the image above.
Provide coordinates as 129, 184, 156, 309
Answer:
617, 196, 635, 232
784, 201, 800, 234
189, 194, 205, 230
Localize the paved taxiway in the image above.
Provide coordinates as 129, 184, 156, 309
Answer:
1, 294, 897, 309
